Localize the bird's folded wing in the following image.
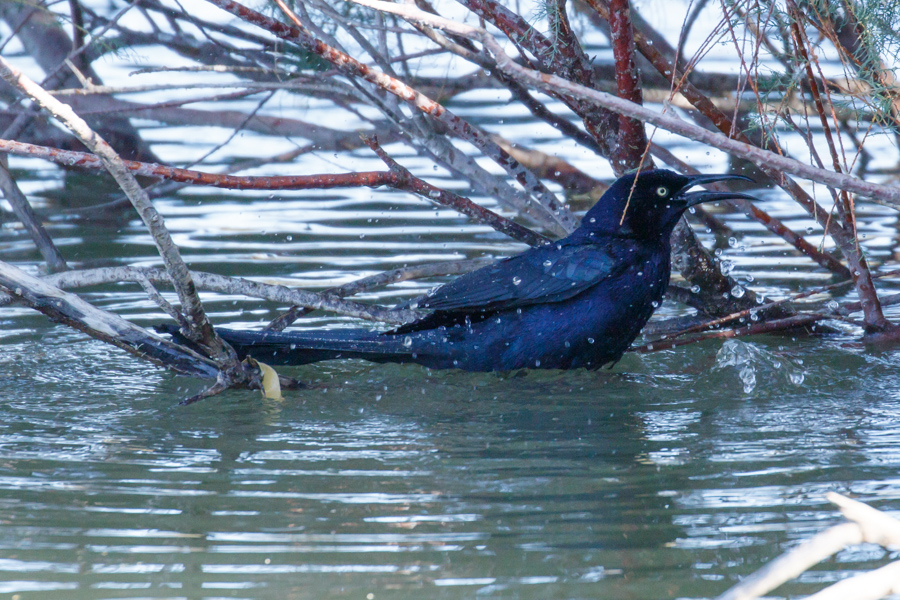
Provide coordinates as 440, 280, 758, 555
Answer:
420, 244, 623, 312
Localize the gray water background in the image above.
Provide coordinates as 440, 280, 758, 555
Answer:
3, 1, 900, 598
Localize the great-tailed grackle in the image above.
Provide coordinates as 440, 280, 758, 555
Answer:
208, 169, 755, 371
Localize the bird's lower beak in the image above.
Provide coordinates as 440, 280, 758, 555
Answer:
680, 173, 756, 207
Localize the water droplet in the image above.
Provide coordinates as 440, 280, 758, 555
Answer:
403, 337, 413, 347
731, 285, 745, 298
806, 227, 814, 234
535, 360, 541, 367
789, 372, 805, 385
728, 237, 738, 247
543, 260, 552, 267
512, 276, 522, 285
690, 285, 701, 294
651, 300, 659, 308
428, 190, 440, 198
720, 260, 735, 275
637, 271, 643, 277
827, 300, 839, 311
587, 337, 595, 344
739, 365, 756, 393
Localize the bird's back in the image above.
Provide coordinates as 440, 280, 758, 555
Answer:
386, 235, 671, 371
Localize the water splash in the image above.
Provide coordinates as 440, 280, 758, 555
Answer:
714, 340, 806, 394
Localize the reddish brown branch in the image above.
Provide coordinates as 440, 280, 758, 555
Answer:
0, 137, 399, 188
788, 2, 855, 229
608, 0, 648, 172
0, 137, 544, 247
784, 3, 888, 333
633, 314, 825, 353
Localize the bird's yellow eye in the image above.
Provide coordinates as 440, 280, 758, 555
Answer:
656, 186, 668, 197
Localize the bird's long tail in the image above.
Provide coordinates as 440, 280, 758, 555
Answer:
159, 326, 417, 366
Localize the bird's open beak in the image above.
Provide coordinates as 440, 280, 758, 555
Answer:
679, 174, 757, 207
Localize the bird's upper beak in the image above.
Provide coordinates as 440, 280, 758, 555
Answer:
678, 174, 757, 207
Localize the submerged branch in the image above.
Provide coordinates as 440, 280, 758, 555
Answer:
0, 261, 220, 379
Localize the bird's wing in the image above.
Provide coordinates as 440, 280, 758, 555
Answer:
419, 243, 624, 313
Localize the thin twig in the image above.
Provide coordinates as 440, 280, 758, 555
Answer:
0, 160, 67, 273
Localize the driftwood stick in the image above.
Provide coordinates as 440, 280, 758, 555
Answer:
633, 313, 824, 353
134, 271, 189, 329
642, 268, 900, 344
42, 266, 422, 325
718, 493, 900, 600
804, 561, 900, 600
827, 492, 900, 548
0, 260, 220, 379
179, 373, 231, 406
714, 523, 863, 600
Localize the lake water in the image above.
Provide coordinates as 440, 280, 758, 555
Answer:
3, 2, 900, 598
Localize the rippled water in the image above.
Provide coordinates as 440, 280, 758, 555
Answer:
3, 324, 900, 598
5, 4, 900, 598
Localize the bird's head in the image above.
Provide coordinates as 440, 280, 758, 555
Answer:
580, 169, 756, 240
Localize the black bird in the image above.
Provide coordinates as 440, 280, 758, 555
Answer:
211, 169, 755, 371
